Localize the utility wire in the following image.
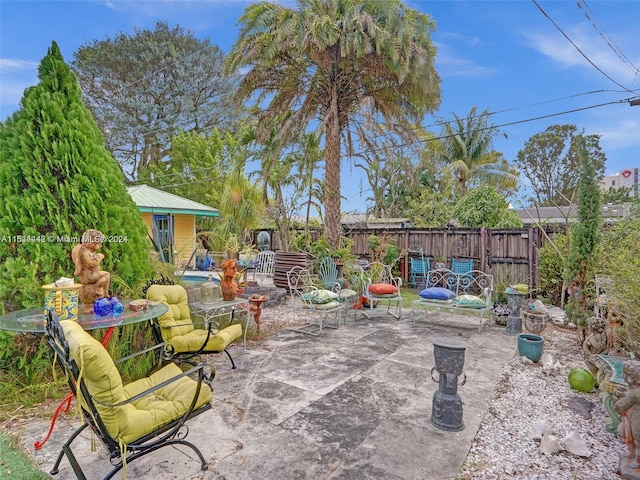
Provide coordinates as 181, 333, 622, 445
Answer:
577, 0, 640, 82
532, 0, 636, 94
136, 97, 631, 188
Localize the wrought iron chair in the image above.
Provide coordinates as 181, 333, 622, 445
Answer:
286, 265, 345, 335
409, 257, 431, 288
360, 262, 403, 320
146, 284, 243, 369
252, 250, 275, 281
317, 256, 345, 292
44, 311, 212, 480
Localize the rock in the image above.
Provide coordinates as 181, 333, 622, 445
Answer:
565, 395, 595, 419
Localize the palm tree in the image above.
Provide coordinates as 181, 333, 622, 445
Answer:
439, 107, 518, 196
226, 0, 441, 248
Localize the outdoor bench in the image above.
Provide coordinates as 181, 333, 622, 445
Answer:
411, 268, 494, 330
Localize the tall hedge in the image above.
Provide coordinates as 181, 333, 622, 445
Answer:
0, 42, 152, 313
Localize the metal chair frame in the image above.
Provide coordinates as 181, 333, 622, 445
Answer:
359, 262, 403, 320
44, 311, 211, 480
286, 265, 345, 335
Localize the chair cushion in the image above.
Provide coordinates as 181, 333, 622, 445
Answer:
61, 320, 212, 445
338, 289, 358, 300
302, 300, 342, 310
301, 289, 338, 304
169, 323, 243, 353
454, 294, 487, 309
147, 285, 194, 339
419, 287, 456, 300
121, 362, 212, 444
369, 283, 398, 295
61, 320, 126, 434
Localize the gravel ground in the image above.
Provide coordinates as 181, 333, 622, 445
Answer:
256, 302, 627, 479
458, 324, 626, 480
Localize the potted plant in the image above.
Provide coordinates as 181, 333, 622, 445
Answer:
433, 255, 446, 270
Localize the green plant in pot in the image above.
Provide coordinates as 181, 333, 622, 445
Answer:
433, 255, 446, 269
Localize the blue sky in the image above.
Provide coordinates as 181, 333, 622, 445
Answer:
1, 0, 639, 212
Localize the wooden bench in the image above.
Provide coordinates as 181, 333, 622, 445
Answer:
411, 268, 494, 330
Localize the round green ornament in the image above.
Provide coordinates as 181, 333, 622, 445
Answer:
568, 368, 596, 393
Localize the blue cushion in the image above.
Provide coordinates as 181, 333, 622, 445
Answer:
419, 287, 456, 300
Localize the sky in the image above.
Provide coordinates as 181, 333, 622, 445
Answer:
1, 0, 639, 213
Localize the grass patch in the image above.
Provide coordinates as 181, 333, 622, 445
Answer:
0, 432, 49, 479
400, 287, 421, 308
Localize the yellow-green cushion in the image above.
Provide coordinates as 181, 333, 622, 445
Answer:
121, 362, 212, 444
168, 323, 243, 353
61, 320, 212, 444
146, 285, 195, 339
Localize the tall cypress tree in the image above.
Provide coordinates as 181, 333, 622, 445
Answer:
564, 136, 602, 330
0, 42, 152, 312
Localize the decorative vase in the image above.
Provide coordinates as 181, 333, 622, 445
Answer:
523, 309, 548, 334
490, 302, 510, 326
517, 333, 544, 363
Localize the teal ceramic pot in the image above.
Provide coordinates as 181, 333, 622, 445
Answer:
517, 333, 544, 363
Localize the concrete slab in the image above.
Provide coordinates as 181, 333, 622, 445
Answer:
19, 311, 518, 480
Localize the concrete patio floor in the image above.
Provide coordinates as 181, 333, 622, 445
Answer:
21, 311, 518, 480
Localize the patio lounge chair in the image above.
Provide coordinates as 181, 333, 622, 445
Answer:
44, 311, 212, 480
146, 284, 243, 369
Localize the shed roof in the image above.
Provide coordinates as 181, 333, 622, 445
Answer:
127, 184, 219, 217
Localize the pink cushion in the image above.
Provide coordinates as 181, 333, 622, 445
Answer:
369, 283, 398, 295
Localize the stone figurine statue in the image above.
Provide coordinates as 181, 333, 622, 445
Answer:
582, 316, 613, 357
71, 229, 111, 310
615, 360, 640, 480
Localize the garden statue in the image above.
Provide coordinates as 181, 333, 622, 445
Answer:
582, 316, 613, 357
219, 258, 238, 301
71, 229, 111, 311
615, 360, 640, 480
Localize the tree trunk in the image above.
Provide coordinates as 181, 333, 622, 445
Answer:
324, 88, 341, 250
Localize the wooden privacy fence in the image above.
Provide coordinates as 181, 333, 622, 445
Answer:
252, 227, 547, 291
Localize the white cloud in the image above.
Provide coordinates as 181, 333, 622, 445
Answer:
524, 22, 640, 87
0, 58, 38, 70
435, 42, 498, 78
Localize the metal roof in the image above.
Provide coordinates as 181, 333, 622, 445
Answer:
127, 184, 219, 217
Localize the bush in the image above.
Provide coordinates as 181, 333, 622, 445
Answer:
538, 233, 569, 306
599, 213, 640, 355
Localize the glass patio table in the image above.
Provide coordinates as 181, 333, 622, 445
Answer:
0, 300, 168, 334
0, 300, 169, 450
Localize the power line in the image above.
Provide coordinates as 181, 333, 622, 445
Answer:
136, 96, 632, 188
125, 88, 635, 158
532, 0, 636, 94
577, 0, 640, 83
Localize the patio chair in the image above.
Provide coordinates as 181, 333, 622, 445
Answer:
409, 257, 431, 288
286, 265, 345, 335
360, 262, 402, 320
317, 256, 345, 292
252, 250, 275, 281
44, 311, 212, 480
450, 258, 475, 289
451, 258, 474, 274
146, 284, 243, 369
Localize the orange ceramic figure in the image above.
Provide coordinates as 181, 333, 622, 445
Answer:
219, 259, 238, 301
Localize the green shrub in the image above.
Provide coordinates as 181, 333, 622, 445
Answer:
538, 233, 569, 306
599, 213, 640, 355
